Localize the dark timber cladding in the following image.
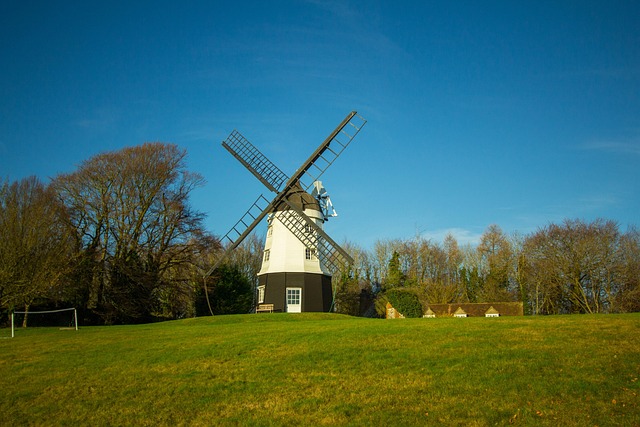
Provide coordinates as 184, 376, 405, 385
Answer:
259, 273, 333, 312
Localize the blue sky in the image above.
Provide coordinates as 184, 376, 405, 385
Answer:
1, 1, 639, 249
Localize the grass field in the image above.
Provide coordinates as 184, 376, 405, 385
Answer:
1, 313, 639, 426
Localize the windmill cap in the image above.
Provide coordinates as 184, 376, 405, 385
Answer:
275, 181, 321, 212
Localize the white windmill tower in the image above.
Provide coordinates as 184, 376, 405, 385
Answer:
257, 181, 338, 312
204, 111, 366, 313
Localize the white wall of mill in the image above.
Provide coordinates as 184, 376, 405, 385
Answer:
258, 208, 329, 276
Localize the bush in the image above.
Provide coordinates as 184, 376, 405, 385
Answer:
384, 288, 423, 318
333, 275, 361, 316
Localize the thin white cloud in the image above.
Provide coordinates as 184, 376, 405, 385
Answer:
304, 0, 358, 18
176, 128, 215, 143
576, 194, 620, 211
512, 192, 622, 234
421, 227, 483, 246
581, 137, 640, 155
74, 108, 119, 132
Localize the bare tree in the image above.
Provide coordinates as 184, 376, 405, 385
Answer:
226, 233, 264, 289
361, 220, 638, 315
477, 224, 516, 302
346, 241, 376, 287
53, 143, 206, 323
521, 219, 621, 314
443, 233, 462, 289
0, 177, 74, 325
371, 239, 399, 286
613, 227, 640, 313
332, 241, 375, 315
423, 233, 464, 304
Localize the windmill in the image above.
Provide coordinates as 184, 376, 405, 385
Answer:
204, 111, 366, 313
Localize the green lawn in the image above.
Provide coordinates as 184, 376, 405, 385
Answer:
1, 313, 638, 426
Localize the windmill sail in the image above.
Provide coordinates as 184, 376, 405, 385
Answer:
203, 194, 273, 278
278, 198, 353, 273
291, 112, 366, 192
222, 130, 288, 193
205, 111, 366, 280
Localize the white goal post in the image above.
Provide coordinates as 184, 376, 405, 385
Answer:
10, 307, 78, 338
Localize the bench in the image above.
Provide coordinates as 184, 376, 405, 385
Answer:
256, 304, 274, 313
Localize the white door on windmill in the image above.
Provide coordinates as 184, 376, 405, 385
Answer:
286, 287, 302, 313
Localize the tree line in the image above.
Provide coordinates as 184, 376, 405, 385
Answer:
2, 143, 639, 325
1, 143, 259, 326
334, 221, 640, 316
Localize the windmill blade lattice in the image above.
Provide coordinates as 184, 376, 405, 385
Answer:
219, 194, 272, 247
222, 130, 288, 193
293, 112, 367, 193
203, 194, 273, 278
205, 111, 365, 280
278, 198, 354, 273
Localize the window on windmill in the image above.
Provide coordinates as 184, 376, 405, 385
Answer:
305, 224, 314, 234
305, 248, 316, 260
267, 225, 273, 237
257, 286, 265, 304
264, 249, 270, 262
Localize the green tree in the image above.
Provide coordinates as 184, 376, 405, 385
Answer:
200, 264, 253, 315
385, 250, 405, 289
225, 233, 264, 308
333, 272, 361, 316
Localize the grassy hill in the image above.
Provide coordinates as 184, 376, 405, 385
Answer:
1, 313, 638, 426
